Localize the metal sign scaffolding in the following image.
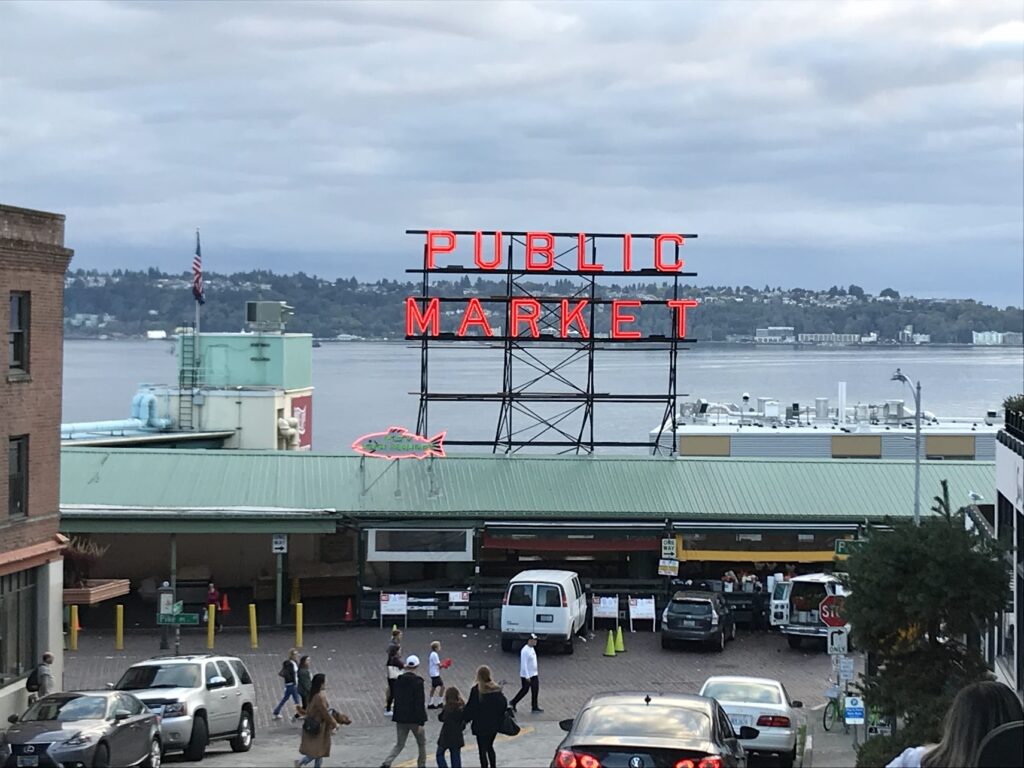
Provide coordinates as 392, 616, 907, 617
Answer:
405, 229, 698, 454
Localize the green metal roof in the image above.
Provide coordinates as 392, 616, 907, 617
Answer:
60, 447, 995, 524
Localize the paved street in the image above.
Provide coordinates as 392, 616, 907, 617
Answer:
63, 625, 852, 767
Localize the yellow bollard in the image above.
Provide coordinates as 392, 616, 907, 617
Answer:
207, 604, 216, 650
295, 602, 303, 648
249, 603, 258, 649
615, 625, 626, 653
69, 605, 79, 652
115, 604, 124, 651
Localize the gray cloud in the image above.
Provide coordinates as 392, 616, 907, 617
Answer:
1, 0, 1021, 305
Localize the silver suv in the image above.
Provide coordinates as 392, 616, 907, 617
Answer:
113, 654, 255, 761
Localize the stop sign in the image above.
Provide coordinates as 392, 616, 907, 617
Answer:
819, 595, 846, 627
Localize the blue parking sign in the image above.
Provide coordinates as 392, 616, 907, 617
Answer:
845, 695, 866, 725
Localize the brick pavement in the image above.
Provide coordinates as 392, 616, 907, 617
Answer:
63, 625, 842, 766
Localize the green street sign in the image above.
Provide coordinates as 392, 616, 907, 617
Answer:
172, 601, 183, 615
158, 613, 199, 625
834, 539, 865, 556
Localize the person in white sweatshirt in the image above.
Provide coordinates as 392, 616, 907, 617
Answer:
427, 641, 445, 709
509, 634, 542, 713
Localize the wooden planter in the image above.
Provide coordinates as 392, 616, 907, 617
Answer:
63, 579, 131, 605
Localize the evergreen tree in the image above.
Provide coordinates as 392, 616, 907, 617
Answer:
844, 480, 1008, 748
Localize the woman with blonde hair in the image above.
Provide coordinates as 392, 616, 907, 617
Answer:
463, 665, 507, 768
886, 680, 1023, 767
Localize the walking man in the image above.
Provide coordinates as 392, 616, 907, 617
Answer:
27, 652, 56, 702
381, 655, 428, 768
509, 634, 542, 714
427, 640, 445, 709
273, 649, 301, 720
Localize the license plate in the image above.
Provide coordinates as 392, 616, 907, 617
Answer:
683, 619, 697, 627
730, 715, 752, 728
537, 614, 553, 623
17, 757, 39, 767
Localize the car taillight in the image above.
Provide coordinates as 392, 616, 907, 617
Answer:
502, 591, 509, 606
710, 611, 719, 626
555, 750, 601, 768
562, 588, 568, 608
757, 715, 791, 728
676, 758, 723, 768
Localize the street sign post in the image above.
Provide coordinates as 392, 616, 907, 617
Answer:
157, 613, 200, 626
272, 534, 288, 554
838, 655, 855, 683
172, 601, 183, 615
834, 539, 864, 557
819, 595, 846, 628
827, 626, 849, 655
661, 538, 678, 559
845, 695, 866, 725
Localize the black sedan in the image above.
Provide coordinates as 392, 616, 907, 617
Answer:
1, 691, 161, 768
553, 692, 758, 768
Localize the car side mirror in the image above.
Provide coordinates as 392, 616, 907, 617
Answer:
105, 682, 114, 690
738, 726, 760, 740
207, 675, 227, 689
559, 718, 574, 732
791, 700, 803, 708
7, 714, 18, 724
114, 710, 131, 722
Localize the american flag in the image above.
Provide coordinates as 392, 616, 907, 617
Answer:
192, 230, 205, 304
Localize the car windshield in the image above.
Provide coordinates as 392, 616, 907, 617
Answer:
22, 695, 108, 722
574, 704, 710, 739
668, 600, 712, 616
116, 663, 201, 690
703, 681, 782, 705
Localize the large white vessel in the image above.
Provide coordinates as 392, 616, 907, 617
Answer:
650, 383, 999, 460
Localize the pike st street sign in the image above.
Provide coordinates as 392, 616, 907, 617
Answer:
158, 613, 199, 626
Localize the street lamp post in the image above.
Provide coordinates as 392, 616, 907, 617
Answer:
892, 368, 922, 526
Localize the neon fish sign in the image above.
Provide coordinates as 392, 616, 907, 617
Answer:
352, 427, 446, 460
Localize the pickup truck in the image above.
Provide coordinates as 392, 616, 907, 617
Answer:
770, 573, 849, 649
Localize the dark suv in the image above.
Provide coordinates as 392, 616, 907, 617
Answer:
660, 591, 736, 652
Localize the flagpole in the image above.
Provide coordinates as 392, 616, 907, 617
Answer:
194, 228, 201, 377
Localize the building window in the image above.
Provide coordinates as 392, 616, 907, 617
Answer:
8, 436, 28, 518
8, 292, 30, 373
367, 528, 474, 562
0, 569, 38, 685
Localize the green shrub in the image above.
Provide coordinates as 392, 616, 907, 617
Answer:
856, 732, 924, 768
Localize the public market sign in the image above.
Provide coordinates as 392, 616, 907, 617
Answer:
405, 230, 699, 340
352, 427, 446, 460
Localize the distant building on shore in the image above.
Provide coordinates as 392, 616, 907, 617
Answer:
754, 326, 795, 344
798, 332, 860, 344
974, 331, 1024, 346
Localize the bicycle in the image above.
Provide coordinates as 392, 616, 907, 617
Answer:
822, 684, 849, 734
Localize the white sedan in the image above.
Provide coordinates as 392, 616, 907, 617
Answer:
699, 676, 803, 767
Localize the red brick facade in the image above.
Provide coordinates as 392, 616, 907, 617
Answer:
0, 204, 73, 575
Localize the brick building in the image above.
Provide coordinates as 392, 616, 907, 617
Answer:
1, 204, 73, 720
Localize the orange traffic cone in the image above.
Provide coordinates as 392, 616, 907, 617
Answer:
75, 613, 82, 633
220, 593, 230, 614
343, 597, 354, 622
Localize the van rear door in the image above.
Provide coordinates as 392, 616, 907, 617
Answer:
535, 583, 569, 636
503, 582, 536, 635
770, 581, 791, 626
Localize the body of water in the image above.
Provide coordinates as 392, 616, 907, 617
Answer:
62, 341, 1023, 452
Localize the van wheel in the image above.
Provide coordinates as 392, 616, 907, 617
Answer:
500, 637, 514, 653
787, 635, 802, 650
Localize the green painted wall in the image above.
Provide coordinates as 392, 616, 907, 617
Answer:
178, 333, 312, 389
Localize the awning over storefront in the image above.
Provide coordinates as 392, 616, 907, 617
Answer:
483, 534, 659, 552
680, 549, 837, 563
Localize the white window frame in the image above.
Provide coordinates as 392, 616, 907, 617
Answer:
366, 528, 474, 562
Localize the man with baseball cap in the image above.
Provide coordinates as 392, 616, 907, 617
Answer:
381, 654, 428, 768
509, 634, 543, 713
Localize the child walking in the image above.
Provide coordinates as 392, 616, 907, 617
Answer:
428, 640, 445, 709
436, 686, 466, 768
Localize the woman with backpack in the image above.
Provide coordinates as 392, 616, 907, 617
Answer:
463, 665, 508, 768
273, 649, 301, 720
296, 673, 337, 768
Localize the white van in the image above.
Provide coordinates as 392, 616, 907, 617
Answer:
500, 569, 588, 654
770, 572, 849, 649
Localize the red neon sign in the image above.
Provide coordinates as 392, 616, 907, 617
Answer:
408, 230, 698, 340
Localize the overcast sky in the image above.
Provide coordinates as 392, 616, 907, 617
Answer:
2, 1, 1022, 305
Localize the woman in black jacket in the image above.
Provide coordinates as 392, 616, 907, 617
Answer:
462, 665, 507, 768
436, 686, 466, 768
